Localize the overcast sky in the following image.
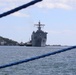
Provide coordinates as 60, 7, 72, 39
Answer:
0, 0, 76, 46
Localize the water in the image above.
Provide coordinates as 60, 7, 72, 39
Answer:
0, 46, 76, 75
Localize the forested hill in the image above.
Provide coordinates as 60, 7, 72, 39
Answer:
0, 36, 19, 46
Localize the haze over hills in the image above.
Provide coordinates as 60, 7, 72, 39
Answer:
0, 36, 19, 46
0, 36, 32, 46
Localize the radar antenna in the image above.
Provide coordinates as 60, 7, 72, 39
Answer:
35, 21, 45, 30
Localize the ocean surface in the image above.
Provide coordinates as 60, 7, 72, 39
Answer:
0, 46, 76, 75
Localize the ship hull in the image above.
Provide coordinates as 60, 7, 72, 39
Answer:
35, 38, 41, 46
32, 37, 46, 47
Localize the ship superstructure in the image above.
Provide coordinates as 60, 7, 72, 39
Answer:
31, 21, 47, 47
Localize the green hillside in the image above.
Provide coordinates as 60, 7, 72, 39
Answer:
0, 36, 19, 46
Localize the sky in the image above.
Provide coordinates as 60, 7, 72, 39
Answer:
0, 0, 76, 46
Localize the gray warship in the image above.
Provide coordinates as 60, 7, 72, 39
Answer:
31, 21, 47, 47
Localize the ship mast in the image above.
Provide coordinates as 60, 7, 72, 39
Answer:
35, 21, 45, 30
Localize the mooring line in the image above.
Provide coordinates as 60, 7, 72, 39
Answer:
0, 0, 42, 18
0, 46, 76, 69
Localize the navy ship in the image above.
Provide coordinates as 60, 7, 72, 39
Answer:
31, 21, 47, 47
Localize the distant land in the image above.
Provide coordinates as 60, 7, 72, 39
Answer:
0, 36, 19, 46
0, 36, 32, 46
0, 36, 67, 46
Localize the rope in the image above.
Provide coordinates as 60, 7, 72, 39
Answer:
0, 46, 76, 69
0, 0, 42, 18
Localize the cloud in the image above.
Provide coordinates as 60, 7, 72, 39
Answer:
37, 2, 72, 10
12, 12, 29, 17
0, 0, 30, 3
0, 0, 76, 15
0, 0, 31, 11
0, 0, 31, 17
36, 0, 76, 10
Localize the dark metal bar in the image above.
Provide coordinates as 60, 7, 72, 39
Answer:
0, 0, 42, 18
